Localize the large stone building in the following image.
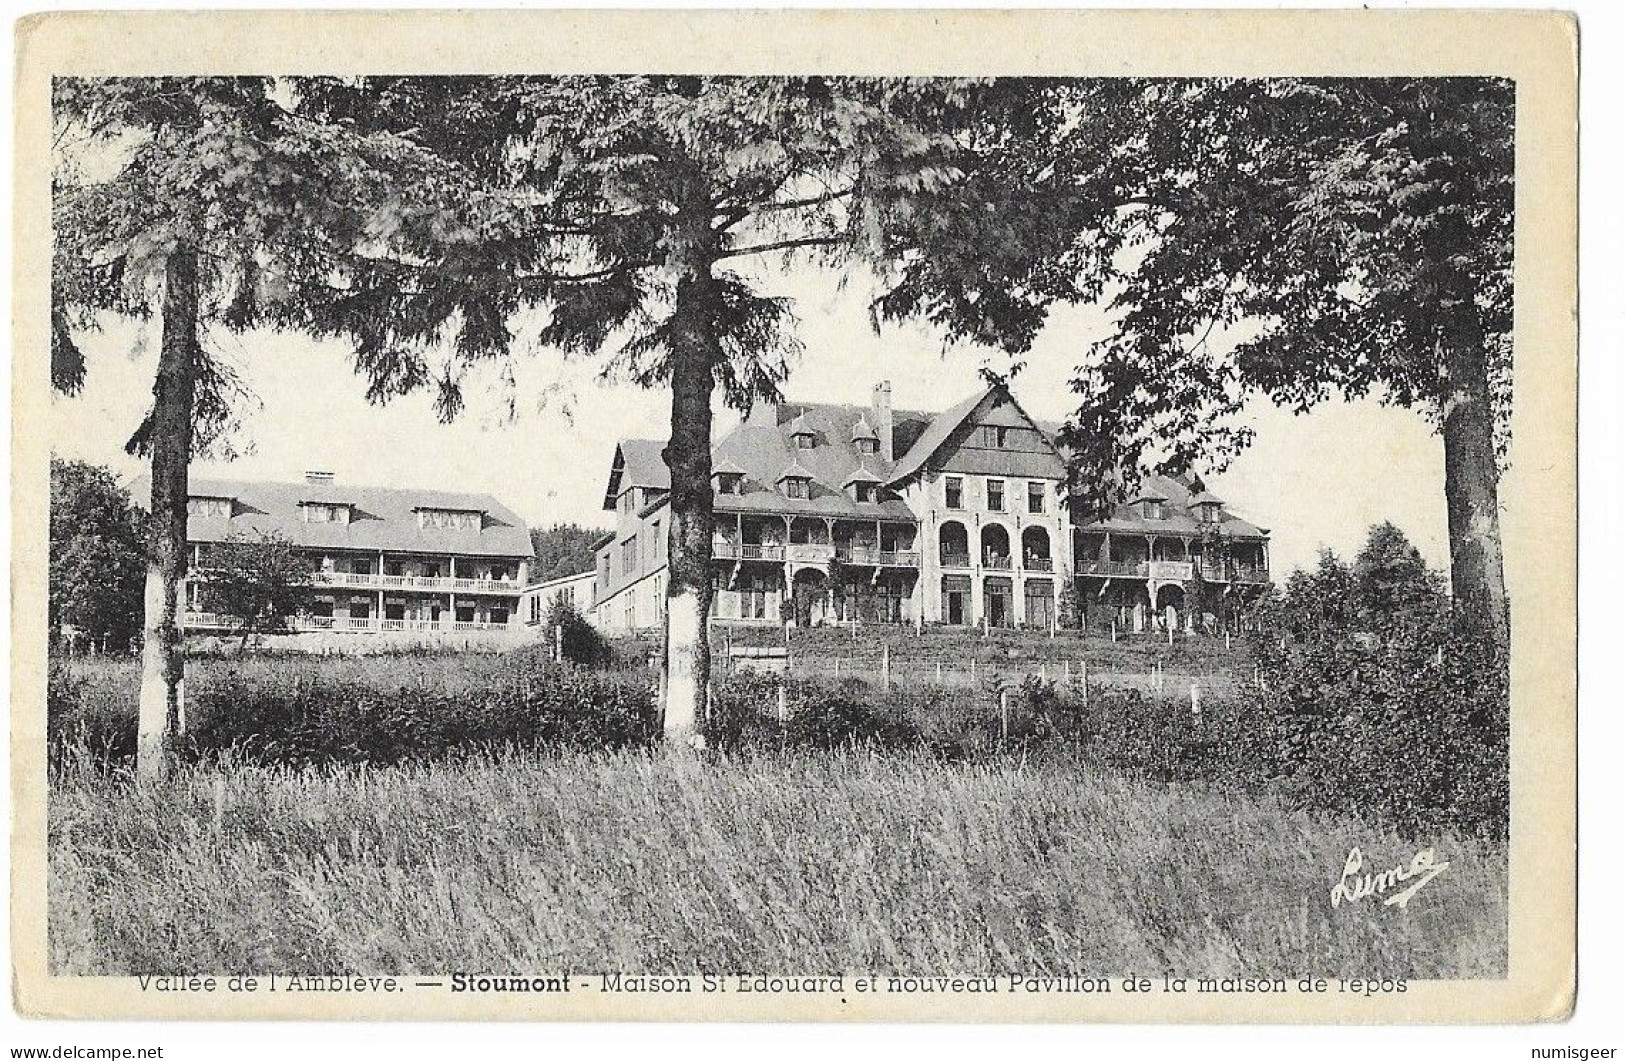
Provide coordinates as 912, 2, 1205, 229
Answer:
177, 472, 535, 636
590, 381, 1271, 634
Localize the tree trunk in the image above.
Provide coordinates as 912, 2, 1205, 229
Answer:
1438, 317, 1510, 654
661, 200, 721, 743
136, 250, 198, 781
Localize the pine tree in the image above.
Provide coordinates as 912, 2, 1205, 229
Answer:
300, 76, 1068, 741
51, 78, 433, 777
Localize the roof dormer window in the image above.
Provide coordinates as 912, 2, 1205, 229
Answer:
778, 458, 814, 500
187, 495, 234, 519
299, 501, 351, 525
845, 467, 882, 503
1141, 499, 1165, 521
1187, 487, 1225, 524
712, 457, 747, 497
786, 411, 817, 450
851, 416, 880, 455
417, 507, 482, 531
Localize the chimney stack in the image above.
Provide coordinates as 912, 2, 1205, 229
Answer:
871, 381, 894, 462
304, 470, 335, 484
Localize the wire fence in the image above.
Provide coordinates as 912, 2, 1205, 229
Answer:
780, 656, 1244, 699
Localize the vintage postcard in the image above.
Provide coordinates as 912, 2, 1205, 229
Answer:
11, 9, 1576, 1023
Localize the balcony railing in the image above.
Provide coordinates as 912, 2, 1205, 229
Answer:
786, 543, 836, 564
715, 542, 786, 561
838, 546, 921, 567
982, 555, 1012, 570
1023, 557, 1054, 572
1148, 560, 1194, 581
1081, 559, 1148, 577
182, 611, 513, 634
940, 553, 972, 569
311, 570, 380, 589
183, 611, 235, 630
312, 570, 519, 594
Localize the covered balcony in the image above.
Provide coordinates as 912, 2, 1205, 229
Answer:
835, 520, 919, 567
939, 521, 971, 569
1021, 526, 1053, 572
980, 524, 1012, 570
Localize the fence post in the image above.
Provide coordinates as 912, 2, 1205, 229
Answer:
936, 661, 942, 684
882, 644, 891, 693
1190, 681, 1202, 720
1040, 662, 1048, 683
1225, 630, 1231, 651
777, 682, 788, 725
1110, 619, 1117, 643
1064, 659, 1071, 684
971, 658, 978, 684
1081, 659, 1089, 709
999, 687, 1010, 746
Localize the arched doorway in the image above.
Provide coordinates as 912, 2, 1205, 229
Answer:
939, 521, 969, 566
791, 568, 830, 627
1154, 583, 1185, 633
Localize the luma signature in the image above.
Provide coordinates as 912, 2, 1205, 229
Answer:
1329, 846, 1450, 910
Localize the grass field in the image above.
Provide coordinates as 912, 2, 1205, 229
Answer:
46, 643, 1507, 977
49, 745, 1505, 977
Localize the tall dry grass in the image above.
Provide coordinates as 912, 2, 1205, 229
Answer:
49, 745, 1505, 978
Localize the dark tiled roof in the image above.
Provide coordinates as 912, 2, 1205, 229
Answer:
885, 387, 989, 484
710, 402, 916, 521
1035, 423, 1267, 540
607, 389, 1269, 540
151, 476, 534, 558
1079, 473, 1267, 539
602, 439, 670, 508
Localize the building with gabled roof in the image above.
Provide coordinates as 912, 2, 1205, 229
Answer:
590, 379, 1271, 634
160, 471, 536, 637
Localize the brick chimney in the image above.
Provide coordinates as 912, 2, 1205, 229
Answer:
871, 380, 894, 462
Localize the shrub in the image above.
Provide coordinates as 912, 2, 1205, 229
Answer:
1240, 524, 1508, 838
544, 598, 614, 667
48, 652, 659, 771
706, 672, 923, 752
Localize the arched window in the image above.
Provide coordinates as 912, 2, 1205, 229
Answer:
1021, 526, 1051, 570
981, 524, 1011, 568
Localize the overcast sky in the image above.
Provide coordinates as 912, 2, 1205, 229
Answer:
48, 265, 1451, 579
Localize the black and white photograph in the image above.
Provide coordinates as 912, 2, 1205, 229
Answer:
10, 8, 1578, 1032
